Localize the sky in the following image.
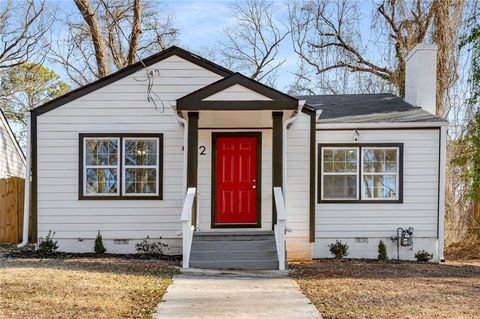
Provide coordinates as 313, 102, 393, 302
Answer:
43, 0, 377, 92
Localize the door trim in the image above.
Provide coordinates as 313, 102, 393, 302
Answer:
211, 132, 262, 229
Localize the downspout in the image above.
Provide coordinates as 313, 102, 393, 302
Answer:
438, 125, 447, 262
172, 102, 188, 194
282, 100, 305, 204
18, 112, 31, 248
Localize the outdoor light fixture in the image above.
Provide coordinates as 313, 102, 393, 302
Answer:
353, 129, 360, 141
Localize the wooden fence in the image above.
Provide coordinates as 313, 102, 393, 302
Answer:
0, 177, 28, 243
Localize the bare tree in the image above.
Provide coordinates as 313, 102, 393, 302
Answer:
219, 0, 289, 86
0, 0, 53, 68
289, 0, 465, 115
50, 0, 178, 85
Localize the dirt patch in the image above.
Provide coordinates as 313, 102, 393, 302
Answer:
445, 241, 480, 260
290, 259, 480, 319
0, 257, 178, 319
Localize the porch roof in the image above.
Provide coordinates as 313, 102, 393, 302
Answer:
176, 73, 298, 111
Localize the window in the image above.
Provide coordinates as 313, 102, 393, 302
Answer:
321, 148, 358, 200
362, 148, 399, 200
80, 134, 163, 200
123, 138, 159, 196
318, 144, 403, 203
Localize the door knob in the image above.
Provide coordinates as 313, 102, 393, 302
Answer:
252, 185, 256, 189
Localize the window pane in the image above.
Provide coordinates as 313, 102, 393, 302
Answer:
85, 139, 118, 166
363, 148, 398, 173
85, 168, 118, 194
125, 139, 157, 166
363, 175, 397, 199
125, 168, 157, 194
323, 175, 357, 199
323, 149, 357, 173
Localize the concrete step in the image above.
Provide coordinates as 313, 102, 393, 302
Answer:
189, 259, 279, 270
191, 239, 277, 252
190, 249, 278, 262
193, 231, 274, 241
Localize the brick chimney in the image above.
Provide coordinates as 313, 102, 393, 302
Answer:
405, 43, 438, 115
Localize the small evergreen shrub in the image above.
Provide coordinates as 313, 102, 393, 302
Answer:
94, 231, 106, 254
38, 231, 58, 254
135, 237, 167, 256
378, 240, 388, 261
415, 250, 433, 262
329, 240, 349, 259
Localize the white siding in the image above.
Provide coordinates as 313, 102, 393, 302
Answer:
36, 55, 222, 251
0, 114, 25, 178
197, 129, 273, 231
202, 84, 272, 101
285, 112, 312, 259
314, 128, 440, 260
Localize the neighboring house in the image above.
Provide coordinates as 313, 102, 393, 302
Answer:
29, 44, 446, 269
0, 108, 25, 179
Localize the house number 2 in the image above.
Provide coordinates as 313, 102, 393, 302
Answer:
182, 146, 206, 155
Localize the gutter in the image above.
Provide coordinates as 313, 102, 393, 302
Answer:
172, 103, 188, 194
282, 100, 305, 203
18, 112, 32, 248
316, 121, 448, 130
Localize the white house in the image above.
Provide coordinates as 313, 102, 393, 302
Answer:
25, 44, 446, 269
0, 108, 25, 179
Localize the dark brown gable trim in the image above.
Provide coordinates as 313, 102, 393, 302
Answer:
78, 133, 164, 200
317, 143, 404, 204
302, 108, 316, 243
32, 46, 232, 117
177, 73, 298, 110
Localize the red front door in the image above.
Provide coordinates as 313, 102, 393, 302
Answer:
214, 135, 259, 225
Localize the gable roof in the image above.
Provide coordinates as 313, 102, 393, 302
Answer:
32, 46, 233, 116
0, 108, 26, 163
177, 73, 298, 110
298, 93, 446, 123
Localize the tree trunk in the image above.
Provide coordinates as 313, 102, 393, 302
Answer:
127, 0, 142, 65
74, 0, 111, 77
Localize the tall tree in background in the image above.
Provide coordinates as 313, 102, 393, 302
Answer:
0, 0, 53, 68
289, 0, 464, 116
0, 63, 69, 142
451, 10, 480, 241
50, 0, 178, 85
219, 0, 289, 86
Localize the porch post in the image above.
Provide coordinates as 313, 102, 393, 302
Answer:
187, 112, 199, 227
272, 112, 283, 228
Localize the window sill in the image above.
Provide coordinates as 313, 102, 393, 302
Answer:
318, 199, 403, 204
79, 195, 163, 200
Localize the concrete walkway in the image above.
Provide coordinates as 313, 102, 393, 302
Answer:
154, 270, 321, 319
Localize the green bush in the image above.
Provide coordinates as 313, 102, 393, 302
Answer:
378, 240, 388, 261
415, 250, 433, 262
38, 231, 58, 254
94, 231, 106, 254
329, 240, 349, 259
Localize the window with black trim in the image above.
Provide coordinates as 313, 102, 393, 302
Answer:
318, 144, 403, 203
79, 134, 163, 200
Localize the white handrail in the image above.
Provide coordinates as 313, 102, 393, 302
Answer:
180, 187, 196, 268
273, 187, 287, 270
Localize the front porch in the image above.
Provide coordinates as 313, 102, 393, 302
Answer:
175, 73, 301, 270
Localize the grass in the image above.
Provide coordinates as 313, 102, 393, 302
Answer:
290, 259, 480, 319
0, 257, 178, 319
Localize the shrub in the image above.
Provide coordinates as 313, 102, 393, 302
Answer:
415, 250, 433, 262
329, 240, 349, 259
378, 240, 388, 261
38, 231, 58, 254
135, 237, 167, 256
94, 231, 106, 254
